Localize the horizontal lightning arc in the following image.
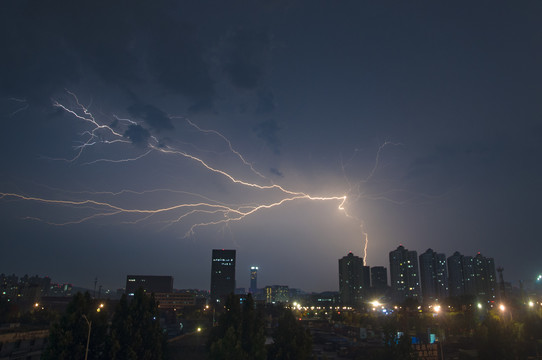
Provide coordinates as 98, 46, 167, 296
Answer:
0, 192, 245, 215
185, 195, 347, 237
1, 191, 348, 228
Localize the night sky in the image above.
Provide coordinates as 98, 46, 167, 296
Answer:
1, 1, 541, 293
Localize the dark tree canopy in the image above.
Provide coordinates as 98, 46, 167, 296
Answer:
268, 308, 312, 360
208, 293, 266, 360
43, 292, 108, 360
43, 289, 166, 360
109, 288, 166, 360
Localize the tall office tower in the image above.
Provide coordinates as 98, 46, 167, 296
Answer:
210, 249, 236, 304
249, 266, 258, 293
419, 249, 449, 302
473, 253, 497, 302
338, 252, 369, 306
389, 245, 421, 303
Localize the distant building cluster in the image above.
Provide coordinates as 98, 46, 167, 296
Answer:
338, 245, 499, 307
124, 275, 207, 310
126, 275, 174, 296
0, 273, 72, 306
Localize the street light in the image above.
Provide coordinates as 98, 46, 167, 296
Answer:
82, 315, 91, 360
82, 303, 103, 360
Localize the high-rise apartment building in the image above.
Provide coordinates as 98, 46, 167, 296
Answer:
450, 252, 476, 296
338, 252, 370, 306
419, 249, 449, 302
389, 245, 421, 303
435, 253, 449, 299
370, 266, 388, 290
250, 266, 258, 293
474, 253, 497, 301
210, 249, 236, 304
447, 251, 496, 301
447, 252, 465, 297
462, 255, 476, 295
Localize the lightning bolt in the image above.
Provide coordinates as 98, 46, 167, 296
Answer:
7, 97, 29, 117
1, 90, 404, 264
171, 116, 269, 182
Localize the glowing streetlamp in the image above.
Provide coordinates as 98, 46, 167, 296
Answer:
370, 300, 382, 311
82, 303, 104, 360
82, 315, 91, 360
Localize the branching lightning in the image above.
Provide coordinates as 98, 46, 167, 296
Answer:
1, 90, 397, 263
8, 97, 29, 117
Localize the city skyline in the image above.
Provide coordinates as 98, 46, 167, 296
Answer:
2, 1, 542, 292
1, 244, 506, 297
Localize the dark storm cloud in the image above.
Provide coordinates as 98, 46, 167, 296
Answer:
269, 167, 284, 177
124, 124, 151, 147
145, 19, 214, 108
253, 119, 281, 154
0, 1, 214, 108
110, 118, 119, 129
0, 1, 79, 102
256, 90, 276, 114
127, 103, 174, 133
404, 142, 498, 194
222, 28, 272, 89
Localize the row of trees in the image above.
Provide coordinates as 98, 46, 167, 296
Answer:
207, 293, 312, 360
43, 288, 166, 360
0, 296, 58, 326
329, 298, 542, 359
